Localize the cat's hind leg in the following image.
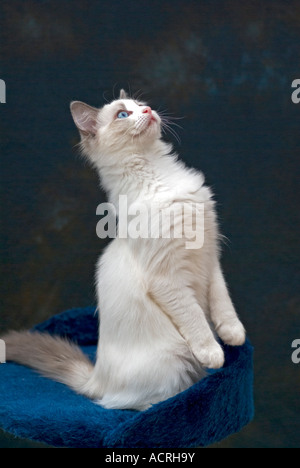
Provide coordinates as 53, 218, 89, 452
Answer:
208, 259, 246, 346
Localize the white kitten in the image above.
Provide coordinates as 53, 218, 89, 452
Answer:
2, 90, 245, 410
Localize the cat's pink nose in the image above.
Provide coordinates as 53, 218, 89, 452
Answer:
142, 106, 152, 115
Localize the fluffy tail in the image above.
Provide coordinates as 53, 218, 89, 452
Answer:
1, 330, 94, 396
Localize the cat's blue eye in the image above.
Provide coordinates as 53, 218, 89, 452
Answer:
117, 111, 129, 119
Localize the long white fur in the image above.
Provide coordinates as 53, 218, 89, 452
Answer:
2, 91, 245, 411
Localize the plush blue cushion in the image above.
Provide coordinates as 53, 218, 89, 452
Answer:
0, 306, 254, 448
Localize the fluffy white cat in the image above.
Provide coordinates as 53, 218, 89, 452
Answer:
2, 90, 245, 410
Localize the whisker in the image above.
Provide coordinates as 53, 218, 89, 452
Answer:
160, 117, 183, 130
102, 90, 110, 104
112, 82, 119, 100
133, 89, 142, 99
72, 140, 82, 151
133, 89, 148, 102
158, 112, 185, 121
161, 121, 181, 145
127, 82, 132, 99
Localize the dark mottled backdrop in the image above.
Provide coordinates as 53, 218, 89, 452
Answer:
0, 0, 299, 448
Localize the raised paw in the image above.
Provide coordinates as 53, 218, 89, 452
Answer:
193, 341, 225, 369
217, 318, 246, 346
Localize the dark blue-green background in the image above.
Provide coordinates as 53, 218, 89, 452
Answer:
0, 0, 299, 448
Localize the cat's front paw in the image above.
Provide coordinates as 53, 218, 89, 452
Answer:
217, 318, 246, 346
193, 341, 225, 369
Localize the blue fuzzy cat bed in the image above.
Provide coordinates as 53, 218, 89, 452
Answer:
0, 307, 254, 448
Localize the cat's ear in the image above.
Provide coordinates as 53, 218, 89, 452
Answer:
70, 101, 99, 137
119, 89, 128, 100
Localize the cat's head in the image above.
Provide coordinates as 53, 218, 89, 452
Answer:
70, 89, 162, 161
